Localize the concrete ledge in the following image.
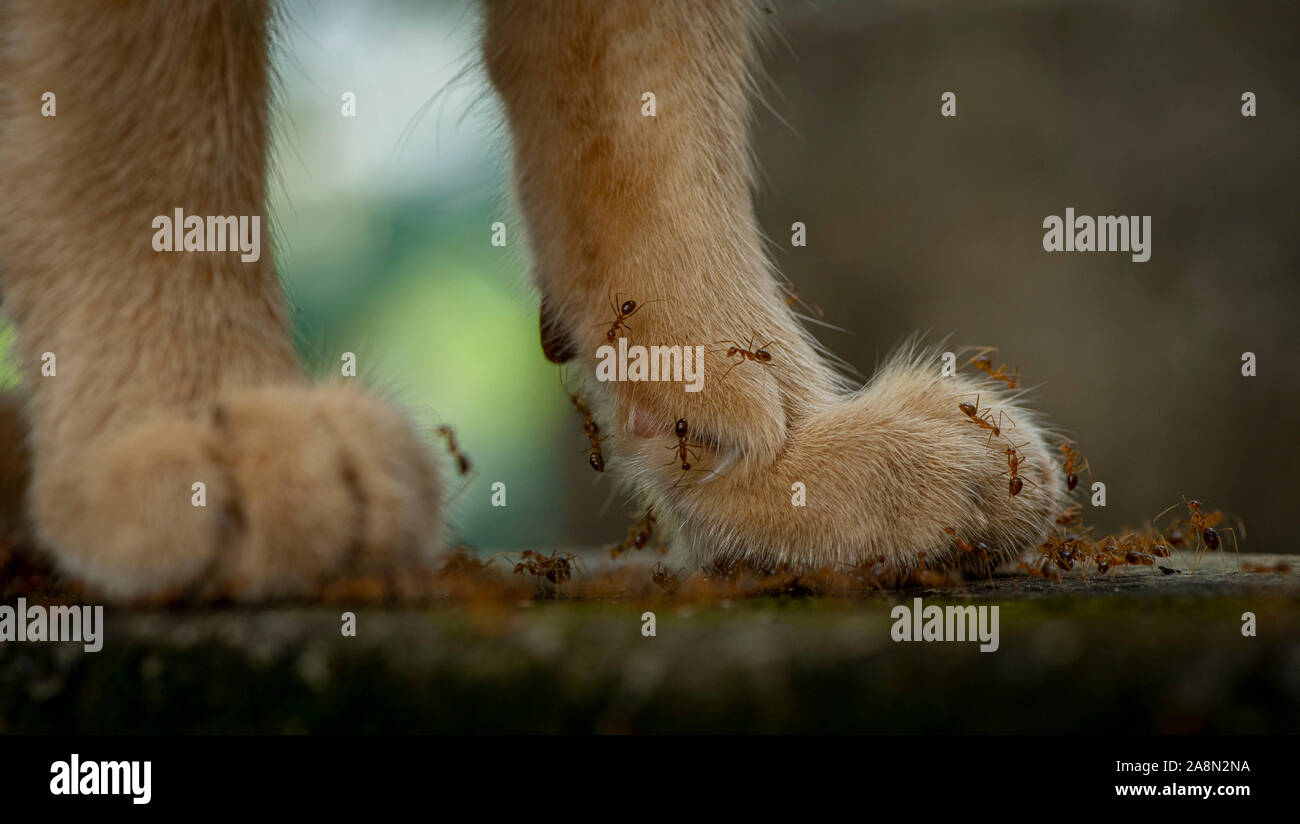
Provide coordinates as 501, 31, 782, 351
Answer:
1, 553, 1295, 733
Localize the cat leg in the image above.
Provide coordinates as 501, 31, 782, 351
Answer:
0, 0, 442, 599
484, 0, 1064, 570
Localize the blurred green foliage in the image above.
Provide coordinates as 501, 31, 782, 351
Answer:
268, 0, 626, 548
0, 326, 18, 389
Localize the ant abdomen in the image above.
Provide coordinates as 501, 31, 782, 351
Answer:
668, 417, 701, 475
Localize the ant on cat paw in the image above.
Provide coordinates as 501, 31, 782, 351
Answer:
666, 417, 701, 471
1000, 441, 1037, 497
665, 417, 721, 488
957, 393, 1015, 446
712, 334, 777, 384
600, 288, 664, 342
559, 370, 606, 472
570, 393, 606, 472
966, 346, 1020, 390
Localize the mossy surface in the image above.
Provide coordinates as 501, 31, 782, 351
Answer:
2, 556, 1296, 733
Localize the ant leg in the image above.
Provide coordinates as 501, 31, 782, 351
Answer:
671, 463, 712, 489
1151, 501, 1182, 524
715, 357, 742, 386
1222, 526, 1241, 571
996, 410, 1017, 432
957, 392, 982, 411
984, 426, 1001, 449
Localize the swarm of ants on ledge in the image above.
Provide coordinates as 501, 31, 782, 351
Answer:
947, 346, 1244, 581
1022, 496, 1242, 580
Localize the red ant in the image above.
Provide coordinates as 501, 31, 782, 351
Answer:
1001, 442, 1035, 497
650, 562, 680, 593
957, 394, 1014, 445
1019, 559, 1061, 581
666, 418, 702, 471
435, 425, 471, 476
1059, 441, 1090, 492
714, 335, 776, 384
944, 527, 991, 562
1187, 500, 1225, 551
512, 550, 580, 585
967, 347, 1019, 390
1125, 548, 1155, 566
1157, 498, 1240, 564
1039, 533, 1096, 573
566, 390, 606, 472
601, 289, 662, 342
611, 507, 657, 559
1148, 535, 1173, 558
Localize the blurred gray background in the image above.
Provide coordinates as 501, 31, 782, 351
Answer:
8, 1, 1280, 552
754, 0, 1297, 551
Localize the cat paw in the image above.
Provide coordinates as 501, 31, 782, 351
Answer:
622, 349, 1065, 573
29, 384, 442, 601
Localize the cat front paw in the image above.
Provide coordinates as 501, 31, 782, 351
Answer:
28, 384, 443, 601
